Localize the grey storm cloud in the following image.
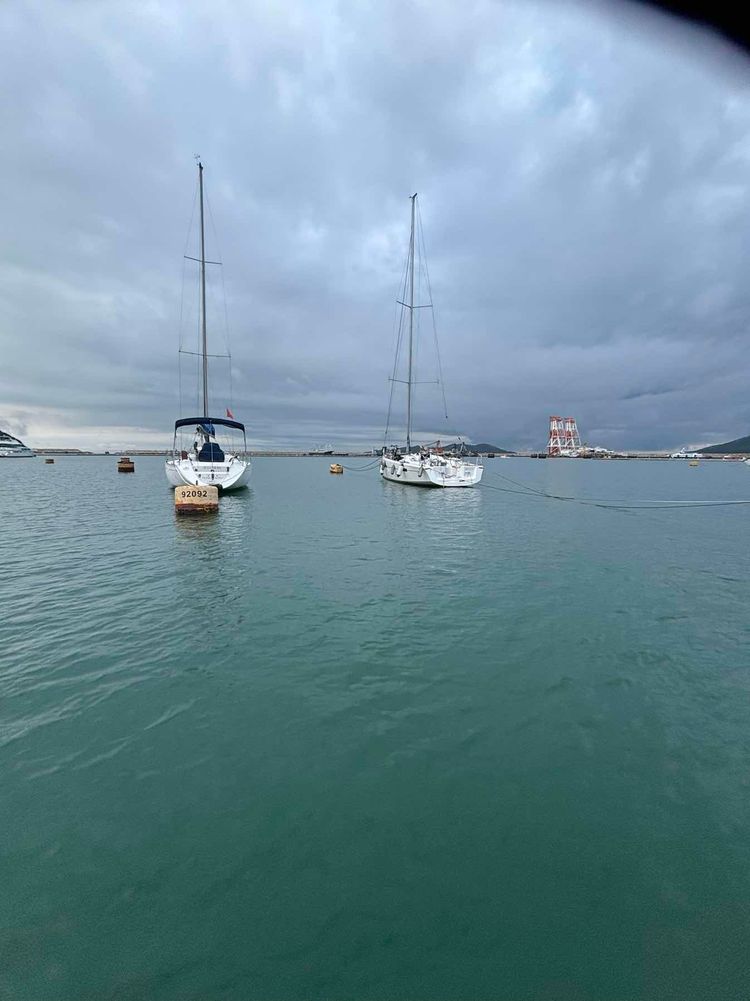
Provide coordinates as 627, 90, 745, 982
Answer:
2, 0, 750, 451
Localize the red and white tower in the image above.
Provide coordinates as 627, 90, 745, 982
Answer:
547, 416, 566, 455
548, 415, 582, 455
563, 417, 582, 451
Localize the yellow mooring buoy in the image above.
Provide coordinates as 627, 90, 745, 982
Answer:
174, 484, 219, 515
117, 456, 135, 473
329, 463, 344, 474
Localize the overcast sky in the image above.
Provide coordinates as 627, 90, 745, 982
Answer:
2, 0, 750, 451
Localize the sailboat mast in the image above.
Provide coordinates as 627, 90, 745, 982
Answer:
198, 160, 209, 419
406, 192, 417, 452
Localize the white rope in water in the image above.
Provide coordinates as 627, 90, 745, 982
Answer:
339, 458, 382, 472
484, 469, 750, 510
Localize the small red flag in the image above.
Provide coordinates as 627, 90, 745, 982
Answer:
226, 407, 234, 419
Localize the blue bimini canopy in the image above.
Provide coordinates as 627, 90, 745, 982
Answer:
198, 441, 225, 462
174, 417, 245, 433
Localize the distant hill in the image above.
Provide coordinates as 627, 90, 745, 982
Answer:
473, 442, 514, 454
442, 441, 514, 455
697, 434, 750, 454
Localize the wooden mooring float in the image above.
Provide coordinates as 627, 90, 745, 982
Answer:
174, 484, 219, 515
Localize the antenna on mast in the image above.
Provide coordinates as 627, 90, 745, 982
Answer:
406, 192, 417, 453
196, 158, 208, 417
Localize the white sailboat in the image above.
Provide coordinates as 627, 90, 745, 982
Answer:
380, 193, 482, 489
165, 161, 251, 492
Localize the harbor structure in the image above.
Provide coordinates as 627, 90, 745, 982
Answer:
547, 416, 582, 456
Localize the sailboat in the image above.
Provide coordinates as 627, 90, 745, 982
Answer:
165, 161, 251, 492
380, 193, 483, 488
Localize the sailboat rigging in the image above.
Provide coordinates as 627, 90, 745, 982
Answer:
165, 160, 251, 492
380, 193, 483, 488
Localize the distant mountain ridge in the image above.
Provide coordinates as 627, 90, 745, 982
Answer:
442, 441, 514, 455
472, 442, 514, 454
697, 434, 750, 454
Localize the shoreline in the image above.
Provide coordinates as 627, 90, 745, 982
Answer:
25, 450, 749, 460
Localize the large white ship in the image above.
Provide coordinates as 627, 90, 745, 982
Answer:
0, 430, 35, 457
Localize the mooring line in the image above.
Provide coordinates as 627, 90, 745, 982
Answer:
337, 461, 750, 509
484, 470, 750, 510
339, 458, 381, 472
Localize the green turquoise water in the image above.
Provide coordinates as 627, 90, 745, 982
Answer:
2, 456, 749, 1000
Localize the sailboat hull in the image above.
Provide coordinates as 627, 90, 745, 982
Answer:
380, 454, 483, 488
165, 457, 251, 492
380, 196, 479, 490
168, 163, 250, 495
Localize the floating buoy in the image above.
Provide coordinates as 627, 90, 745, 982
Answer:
689, 459, 699, 466
117, 456, 135, 473
174, 484, 219, 515
45, 458, 55, 464
329, 463, 344, 474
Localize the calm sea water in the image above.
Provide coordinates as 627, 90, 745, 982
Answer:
2, 455, 749, 1000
